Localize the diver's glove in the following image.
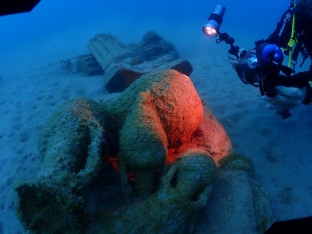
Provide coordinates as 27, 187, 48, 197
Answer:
228, 48, 247, 69
262, 86, 306, 110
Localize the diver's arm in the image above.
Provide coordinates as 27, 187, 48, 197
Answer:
274, 71, 312, 105
276, 71, 312, 87
255, 7, 293, 48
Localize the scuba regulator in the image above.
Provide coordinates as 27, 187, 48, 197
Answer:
202, 5, 293, 119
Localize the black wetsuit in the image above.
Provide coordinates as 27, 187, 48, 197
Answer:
256, 4, 312, 104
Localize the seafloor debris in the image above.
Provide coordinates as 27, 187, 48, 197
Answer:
78, 31, 193, 93
76, 54, 104, 76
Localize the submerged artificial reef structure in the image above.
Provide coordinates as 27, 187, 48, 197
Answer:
14, 32, 273, 234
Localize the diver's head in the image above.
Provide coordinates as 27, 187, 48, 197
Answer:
295, 0, 312, 4
256, 43, 284, 66
294, 0, 312, 18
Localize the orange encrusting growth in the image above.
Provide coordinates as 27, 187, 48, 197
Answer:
166, 105, 231, 166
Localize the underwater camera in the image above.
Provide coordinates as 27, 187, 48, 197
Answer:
202, 5, 292, 96
202, 5, 293, 119
237, 43, 287, 97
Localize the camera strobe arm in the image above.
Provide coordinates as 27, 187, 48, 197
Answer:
217, 32, 241, 58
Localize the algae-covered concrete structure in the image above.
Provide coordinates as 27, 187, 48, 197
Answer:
14, 68, 273, 233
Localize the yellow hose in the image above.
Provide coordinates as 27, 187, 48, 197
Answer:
288, 3, 296, 67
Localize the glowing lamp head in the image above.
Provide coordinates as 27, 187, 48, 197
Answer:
202, 5, 226, 38
202, 25, 219, 37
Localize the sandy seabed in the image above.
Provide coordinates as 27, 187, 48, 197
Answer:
0, 29, 312, 233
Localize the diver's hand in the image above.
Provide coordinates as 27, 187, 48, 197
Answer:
228, 53, 239, 69
228, 48, 246, 69
262, 86, 306, 110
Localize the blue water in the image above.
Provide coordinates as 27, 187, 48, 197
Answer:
2, 1, 310, 233
0, 0, 289, 59
0, 0, 291, 79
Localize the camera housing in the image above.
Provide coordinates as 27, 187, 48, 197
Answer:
236, 43, 286, 97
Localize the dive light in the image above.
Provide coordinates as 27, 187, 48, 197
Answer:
202, 5, 226, 37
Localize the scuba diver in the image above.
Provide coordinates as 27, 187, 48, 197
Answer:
228, 0, 312, 118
